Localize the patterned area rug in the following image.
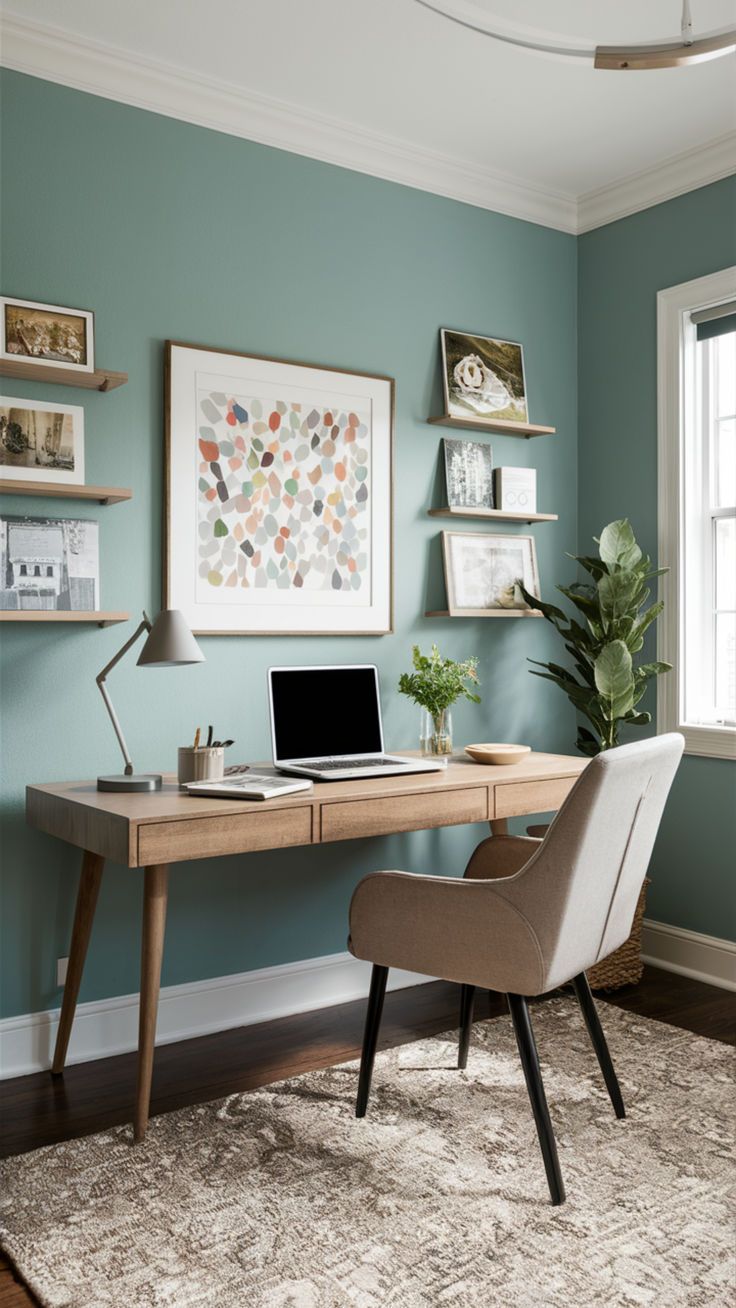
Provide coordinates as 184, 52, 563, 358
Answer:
1, 999, 733, 1308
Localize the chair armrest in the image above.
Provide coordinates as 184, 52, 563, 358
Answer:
349, 870, 544, 994
463, 835, 541, 881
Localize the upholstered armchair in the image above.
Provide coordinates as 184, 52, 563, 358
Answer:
348, 734, 684, 1204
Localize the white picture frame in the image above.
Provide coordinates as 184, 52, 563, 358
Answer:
0, 396, 85, 485
1, 297, 95, 374
442, 530, 540, 615
165, 342, 394, 635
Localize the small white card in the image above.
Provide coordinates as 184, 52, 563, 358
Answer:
494, 467, 537, 513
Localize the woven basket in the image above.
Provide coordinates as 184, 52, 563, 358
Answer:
587, 878, 649, 991
527, 823, 649, 991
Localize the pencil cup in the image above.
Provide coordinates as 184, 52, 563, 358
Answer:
177, 746, 225, 787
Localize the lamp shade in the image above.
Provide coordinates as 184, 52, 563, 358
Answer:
137, 609, 205, 667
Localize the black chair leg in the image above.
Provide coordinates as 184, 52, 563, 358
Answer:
573, 972, 626, 1119
507, 993, 566, 1206
356, 964, 389, 1118
458, 984, 476, 1069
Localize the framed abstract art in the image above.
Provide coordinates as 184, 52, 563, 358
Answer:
164, 342, 393, 634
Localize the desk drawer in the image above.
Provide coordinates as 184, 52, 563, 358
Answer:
494, 776, 576, 820
320, 786, 488, 843
137, 806, 312, 865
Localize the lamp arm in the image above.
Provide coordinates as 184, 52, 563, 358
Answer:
96, 612, 152, 776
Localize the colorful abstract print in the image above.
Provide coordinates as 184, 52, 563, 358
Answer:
197, 393, 370, 596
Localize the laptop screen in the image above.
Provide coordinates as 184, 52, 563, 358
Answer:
269, 666, 383, 760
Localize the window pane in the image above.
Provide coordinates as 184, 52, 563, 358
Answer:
716, 330, 736, 419
715, 418, 736, 509
715, 613, 736, 716
715, 516, 736, 611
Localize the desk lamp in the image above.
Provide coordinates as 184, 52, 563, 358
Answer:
97, 609, 204, 792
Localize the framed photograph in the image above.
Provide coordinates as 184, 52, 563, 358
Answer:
440, 328, 528, 423
165, 342, 393, 634
0, 515, 99, 612
441, 530, 539, 615
1, 297, 95, 374
0, 397, 84, 485
443, 438, 494, 509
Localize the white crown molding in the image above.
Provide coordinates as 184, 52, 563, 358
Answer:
577, 132, 736, 233
0, 14, 577, 234
0, 15, 733, 237
0, 950, 430, 1080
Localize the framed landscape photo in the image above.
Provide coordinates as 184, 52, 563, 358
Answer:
440, 328, 528, 424
0, 397, 84, 485
443, 438, 494, 509
441, 530, 540, 615
165, 342, 393, 634
1, 297, 95, 374
0, 515, 99, 612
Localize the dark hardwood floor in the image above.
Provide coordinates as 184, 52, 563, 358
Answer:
1, 965, 733, 1307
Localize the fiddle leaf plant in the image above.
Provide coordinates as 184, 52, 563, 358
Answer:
518, 519, 671, 755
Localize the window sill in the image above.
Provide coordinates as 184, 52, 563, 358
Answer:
677, 723, 736, 760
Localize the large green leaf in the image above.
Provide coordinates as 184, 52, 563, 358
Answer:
597, 571, 641, 632
597, 519, 642, 572
629, 600, 665, 647
517, 583, 567, 626
635, 660, 672, 681
568, 553, 607, 581
576, 725, 601, 757
594, 640, 635, 720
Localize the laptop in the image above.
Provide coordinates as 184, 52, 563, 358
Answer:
268, 665, 446, 780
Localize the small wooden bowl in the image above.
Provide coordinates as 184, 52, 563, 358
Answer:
465, 743, 531, 766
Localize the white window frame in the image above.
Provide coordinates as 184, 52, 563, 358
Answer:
657, 266, 736, 760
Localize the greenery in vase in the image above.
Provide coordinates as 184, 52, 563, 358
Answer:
518, 519, 671, 755
399, 644, 480, 753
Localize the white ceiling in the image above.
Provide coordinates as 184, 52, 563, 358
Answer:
2, 0, 735, 232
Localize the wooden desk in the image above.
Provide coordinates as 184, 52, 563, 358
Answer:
27, 751, 586, 1139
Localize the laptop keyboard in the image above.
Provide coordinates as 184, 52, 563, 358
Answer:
305, 757, 405, 771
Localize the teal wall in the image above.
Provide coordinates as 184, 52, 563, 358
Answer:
2, 71, 733, 1024
578, 177, 736, 939
0, 72, 579, 1020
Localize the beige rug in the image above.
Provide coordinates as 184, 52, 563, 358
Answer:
1, 999, 733, 1308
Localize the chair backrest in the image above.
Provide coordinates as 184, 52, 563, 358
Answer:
492, 734, 684, 991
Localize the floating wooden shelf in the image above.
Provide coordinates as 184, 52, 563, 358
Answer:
0, 359, 128, 392
428, 506, 557, 524
0, 611, 129, 627
428, 415, 555, 438
0, 480, 132, 505
425, 608, 542, 618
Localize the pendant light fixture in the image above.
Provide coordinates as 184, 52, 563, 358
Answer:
415, 0, 736, 69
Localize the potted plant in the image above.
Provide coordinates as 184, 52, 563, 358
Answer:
519, 519, 671, 755
518, 519, 672, 990
399, 644, 480, 756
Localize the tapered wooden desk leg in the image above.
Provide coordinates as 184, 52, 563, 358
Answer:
490, 818, 509, 836
52, 851, 105, 1075
134, 864, 169, 1143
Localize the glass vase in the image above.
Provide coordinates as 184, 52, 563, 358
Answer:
420, 708, 453, 757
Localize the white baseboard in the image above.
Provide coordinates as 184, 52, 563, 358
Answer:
2, 923, 733, 1080
0, 952, 431, 1081
641, 919, 736, 992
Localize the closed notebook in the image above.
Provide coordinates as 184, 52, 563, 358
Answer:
185, 774, 312, 801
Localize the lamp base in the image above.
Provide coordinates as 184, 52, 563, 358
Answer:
97, 774, 163, 793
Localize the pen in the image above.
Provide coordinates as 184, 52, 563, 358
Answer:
206, 725, 213, 747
